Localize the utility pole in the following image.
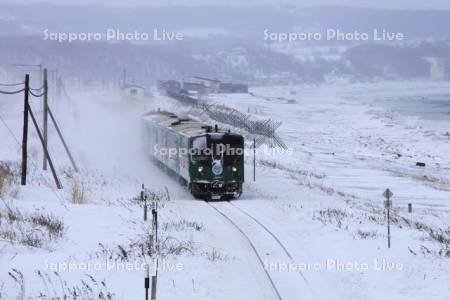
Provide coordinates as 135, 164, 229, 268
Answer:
122, 68, 127, 88
48, 69, 58, 103
43, 68, 48, 170
54, 69, 59, 98
47, 107, 79, 172
38, 64, 43, 89
28, 104, 62, 189
12, 63, 43, 108
21, 74, 30, 186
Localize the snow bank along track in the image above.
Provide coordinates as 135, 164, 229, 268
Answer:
205, 200, 320, 300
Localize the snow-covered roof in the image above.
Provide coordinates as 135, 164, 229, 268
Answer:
122, 84, 145, 90
143, 111, 228, 138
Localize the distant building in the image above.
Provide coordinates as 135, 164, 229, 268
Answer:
157, 80, 181, 93
218, 82, 233, 93
193, 76, 221, 93
122, 84, 145, 98
430, 60, 446, 81
218, 82, 248, 93
231, 83, 248, 93
158, 77, 248, 95
425, 57, 449, 81
183, 81, 207, 95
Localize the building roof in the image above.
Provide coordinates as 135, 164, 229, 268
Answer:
122, 84, 145, 90
193, 76, 221, 83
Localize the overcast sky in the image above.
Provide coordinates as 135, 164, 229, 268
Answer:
2, 0, 450, 10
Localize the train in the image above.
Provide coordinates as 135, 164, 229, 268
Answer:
141, 110, 244, 200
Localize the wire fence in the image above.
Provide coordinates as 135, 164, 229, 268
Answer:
164, 89, 287, 149
199, 103, 286, 148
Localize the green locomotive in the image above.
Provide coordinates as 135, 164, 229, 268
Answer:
142, 111, 244, 200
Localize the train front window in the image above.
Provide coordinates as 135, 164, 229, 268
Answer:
192, 135, 243, 163
192, 136, 210, 161
210, 135, 243, 164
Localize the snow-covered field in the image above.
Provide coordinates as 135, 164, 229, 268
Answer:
1, 80, 450, 299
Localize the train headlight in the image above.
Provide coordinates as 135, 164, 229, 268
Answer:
197, 166, 204, 173
232, 166, 238, 172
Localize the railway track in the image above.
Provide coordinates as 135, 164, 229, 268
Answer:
205, 200, 320, 300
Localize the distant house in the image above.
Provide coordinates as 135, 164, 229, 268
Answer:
193, 76, 221, 93
218, 82, 233, 93
231, 83, 248, 93
122, 84, 145, 98
157, 77, 248, 95
430, 60, 446, 81
425, 57, 449, 81
183, 81, 207, 95
218, 82, 248, 93
157, 80, 181, 93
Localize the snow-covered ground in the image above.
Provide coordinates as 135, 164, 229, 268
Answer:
1, 80, 450, 299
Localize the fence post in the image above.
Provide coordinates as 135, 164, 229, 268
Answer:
387, 203, 391, 248
145, 264, 149, 300
383, 189, 393, 249
152, 207, 158, 246
408, 203, 412, 225
151, 276, 157, 300
43, 68, 48, 170
21, 74, 30, 186
142, 184, 148, 221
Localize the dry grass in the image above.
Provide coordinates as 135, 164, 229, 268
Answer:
97, 234, 195, 263
69, 178, 88, 204
313, 208, 350, 229
5, 269, 120, 299
130, 187, 171, 209
355, 229, 379, 239
0, 162, 16, 197
313, 202, 450, 258
203, 247, 229, 262
161, 218, 204, 232
0, 201, 65, 249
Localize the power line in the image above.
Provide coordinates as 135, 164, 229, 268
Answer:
0, 109, 66, 204
0, 88, 25, 95
0, 82, 24, 87
0, 83, 66, 204
29, 85, 44, 92
0, 113, 21, 146
29, 90, 45, 98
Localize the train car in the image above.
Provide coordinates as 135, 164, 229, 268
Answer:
141, 111, 244, 200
